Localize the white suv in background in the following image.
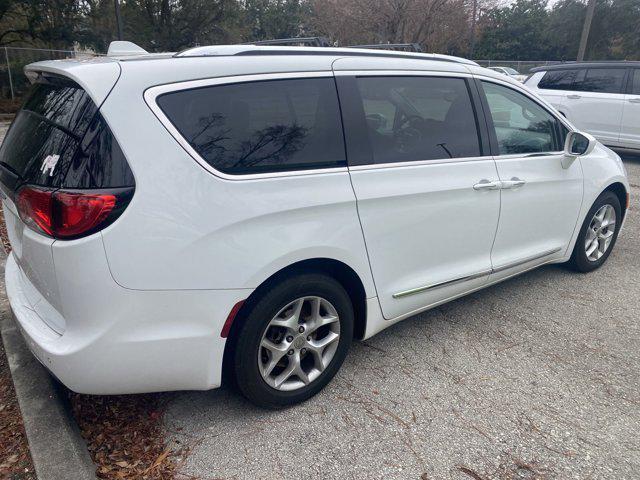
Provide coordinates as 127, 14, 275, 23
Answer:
526, 62, 640, 151
0, 42, 629, 408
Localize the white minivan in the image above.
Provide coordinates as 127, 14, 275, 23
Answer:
0, 43, 629, 407
525, 62, 640, 151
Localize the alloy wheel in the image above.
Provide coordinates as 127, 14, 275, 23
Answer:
258, 296, 341, 392
585, 204, 616, 262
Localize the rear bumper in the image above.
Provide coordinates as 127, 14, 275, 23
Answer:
6, 252, 249, 394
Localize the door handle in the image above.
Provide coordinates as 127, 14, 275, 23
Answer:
629, 98, 640, 104
567, 94, 581, 99
501, 177, 526, 189
473, 180, 501, 190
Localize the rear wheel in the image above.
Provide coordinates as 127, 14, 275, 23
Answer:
233, 273, 353, 408
567, 191, 622, 272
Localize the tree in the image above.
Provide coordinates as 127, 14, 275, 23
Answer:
475, 0, 551, 60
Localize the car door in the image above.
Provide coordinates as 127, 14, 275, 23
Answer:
619, 68, 640, 149
563, 67, 626, 144
478, 79, 583, 279
335, 70, 501, 320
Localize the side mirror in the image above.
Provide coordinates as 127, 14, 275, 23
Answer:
562, 131, 596, 168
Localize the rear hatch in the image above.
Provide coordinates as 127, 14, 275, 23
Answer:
0, 70, 134, 333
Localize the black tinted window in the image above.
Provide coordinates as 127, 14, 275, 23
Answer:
538, 69, 578, 90
574, 68, 626, 94
64, 114, 135, 188
632, 69, 640, 95
0, 78, 97, 187
0, 78, 134, 189
483, 81, 562, 154
355, 76, 481, 163
157, 78, 346, 175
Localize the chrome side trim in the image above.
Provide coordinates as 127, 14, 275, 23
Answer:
143, 71, 348, 182
392, 269, 492, 299
333, 70, 472, 78
392, 247, 562, 299
491, 247, 562, 274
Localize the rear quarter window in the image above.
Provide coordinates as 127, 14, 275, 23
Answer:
0, 75, 134, 190
155, 77, 346, 175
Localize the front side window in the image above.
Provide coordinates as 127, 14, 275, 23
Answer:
355, 76, 481, 164
538, 69, 579, 91
156, 78, 346, 175
482, 81, 563, 155
573, 68, 626, 94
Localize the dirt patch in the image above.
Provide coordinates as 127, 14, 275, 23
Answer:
0, 209, 11, 254
0, 334, 36, 479
69, 392, 185, 480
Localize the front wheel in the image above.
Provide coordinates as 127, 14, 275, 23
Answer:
233, 273, 353, 408
567, 191, 622, 272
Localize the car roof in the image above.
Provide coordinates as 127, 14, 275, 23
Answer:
530, 61, 640, 73
24, 42, 524, 103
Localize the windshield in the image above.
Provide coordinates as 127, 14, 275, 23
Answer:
504, 67, 519, 75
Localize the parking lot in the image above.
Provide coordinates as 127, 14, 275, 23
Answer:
0, 121, 638, 479
165, 154, 640, 479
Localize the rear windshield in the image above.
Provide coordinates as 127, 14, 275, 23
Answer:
0, 75, 134, 190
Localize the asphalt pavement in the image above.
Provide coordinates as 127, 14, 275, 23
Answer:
165, 153, 640, 480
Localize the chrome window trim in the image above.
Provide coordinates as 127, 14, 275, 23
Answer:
333, 70, 473, 78
143, 71, 348, 181
348, 155, 493, 172
493, 151, 564, 161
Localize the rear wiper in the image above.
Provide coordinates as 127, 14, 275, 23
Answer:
0, 161, 22, 179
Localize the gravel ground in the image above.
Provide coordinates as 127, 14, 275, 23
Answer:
166, 154, 640, 480
1, 122, 639, 479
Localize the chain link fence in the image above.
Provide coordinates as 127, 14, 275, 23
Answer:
0, 47, 95, 113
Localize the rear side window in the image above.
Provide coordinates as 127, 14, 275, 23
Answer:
573, 68, 626, 94
354, 76, 481, 164
156, 78, 346, 175
0, 75, 134, 189
538, 69, 579, 90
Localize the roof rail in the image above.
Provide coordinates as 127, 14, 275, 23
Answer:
247, 37, 332, 47
347, 43, 423, 53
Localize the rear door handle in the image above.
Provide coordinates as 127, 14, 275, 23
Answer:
629, 98, 640, 104
501, 177, 526, 189
567, 94, 581, 99
473, 180, 501, 191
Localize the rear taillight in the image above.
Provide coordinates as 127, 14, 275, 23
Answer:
16, 186, 132, 239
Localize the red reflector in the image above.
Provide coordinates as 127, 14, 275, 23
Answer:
17, 187, 54, 235
16, 186, 122, 239
53, 191, 116, 238
221, 300, 245, 338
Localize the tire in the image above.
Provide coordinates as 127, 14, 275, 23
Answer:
567, 191, 622, 273
233, 273, 353, 408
